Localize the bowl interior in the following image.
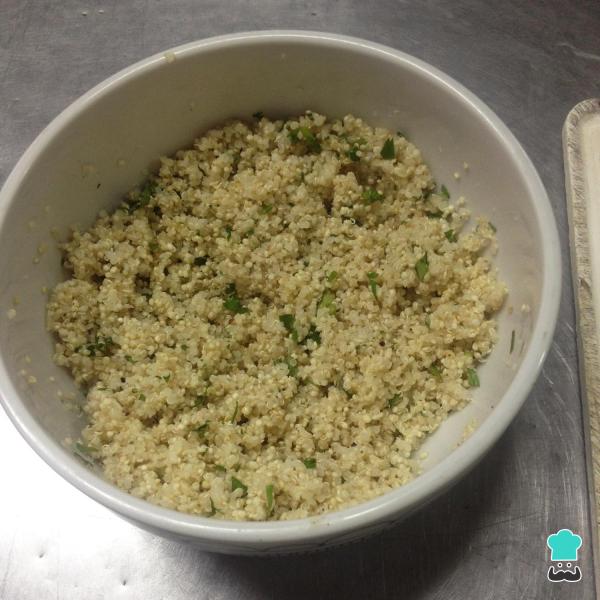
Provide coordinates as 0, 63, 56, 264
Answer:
0, 34, 545, 513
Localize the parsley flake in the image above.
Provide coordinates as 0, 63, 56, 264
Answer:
466, 368, 480, 387
288, 126, 321, 153
428, 362, 443, 378
444, 229, 458, 243
231, 476, 248, 496
279, 314, 299, 343
194, 394, 207, 407
126, 180, 157, 214
346, 145, 361, 161
194, 256, 208, 266
223, 283, 249, 314
367, 271, 380, 303
303, 458, 317, 469
415, 253, 429, 281
387, 394, 401, 409
280, 356, 298, 378
252, 111, 264, 120
380, 138, 395, 159
317, 289, 337, 315
207, 497, 217, 517
83, 335, 114, 357
362, 187, 384, 204
302, 323, 321, 345
194, 422, 209, 437
440, 184, 450, 199
427, 210, 444, 219
510, 330, 516, 354
230, 400, 239, 424
266, 484, 275, 514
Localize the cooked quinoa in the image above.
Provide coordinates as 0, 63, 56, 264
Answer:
47, 112, 506, 521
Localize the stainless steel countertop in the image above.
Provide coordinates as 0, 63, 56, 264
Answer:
1, 1, 598, 598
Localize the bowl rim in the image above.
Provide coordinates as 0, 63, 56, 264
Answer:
0, 30, 561, 547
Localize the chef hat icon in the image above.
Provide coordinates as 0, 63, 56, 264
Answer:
547, 529, 582, 561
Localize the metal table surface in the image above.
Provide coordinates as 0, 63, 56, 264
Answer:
0, 1, 598, 598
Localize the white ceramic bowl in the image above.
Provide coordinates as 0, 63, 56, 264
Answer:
0, 31, 560, 555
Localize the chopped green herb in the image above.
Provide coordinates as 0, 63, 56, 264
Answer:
74, 442, 97, 455
231, 476, 248, 496
207, 497, 217, 517
84, 335, 114, 357
223, 283, 249, 314
194, 256, 208, 267
396, 130, 407, 138
428, 362, 443, 378
126, 180, 157, 214
149, 241, 159, 252
466, 368, 480, 387
279, 314, 299, 343
124, 355, 134, 363
489, 222, 497, 233
194, 394, 207, 407
281, 356, 298, 378
288, 126, 321, 153
346, 145, 361, 161
444, 229, 458, 243
317, 289, 336, 315
162, 374, 171, 382
252, 111, 264, 120
367, 271, 380, 303
302, 323, 321, 345
229, 151, 241, 179
380, 138, 395, 160
194, 422, 209, 436
362, 187, 384, 204
260, 203, 273, 214
415, 253, 429, 281
327, 271, 338, 283
224, 226, 232, 240
230, 400, 239, 424
387, 394, 401, 409
214, 464, 227, 473
265, 484, 275, 514
440, 184, 450, 199
73, 442, 98, 465
427, 210, 444, 219
510, 330, 516, 354
181, 344, 188, 350
303, 457, 317, 469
